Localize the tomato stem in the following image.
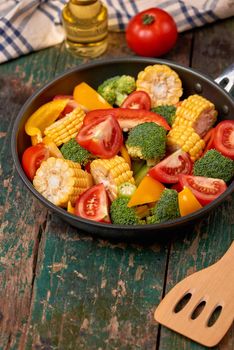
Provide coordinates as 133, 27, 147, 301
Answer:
142, 14, 155, 25
142, 13, 155, 25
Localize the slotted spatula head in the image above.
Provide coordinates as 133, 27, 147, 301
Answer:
154, 242, 234, 347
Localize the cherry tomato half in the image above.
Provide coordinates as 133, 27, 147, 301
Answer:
121, 91, 151, 110
22, 143, 49, 180
77, 115, 123, 158
178, 175, 227, 206
213, 120, 234, 160
148, 150, 192, 184
126, 8, 178, 57
75, 184, 110, 223
53, 95, 78, 116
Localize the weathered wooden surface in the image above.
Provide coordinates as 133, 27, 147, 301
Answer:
0, 18, 233, 350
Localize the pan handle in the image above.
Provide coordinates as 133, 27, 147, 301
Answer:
215, 64, 234, 96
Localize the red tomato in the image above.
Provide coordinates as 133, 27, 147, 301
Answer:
149, 150, 192, 184
77, 115, 123, 158
126, 8, 178, 57
121, 91, 151, 110
213, 120, 234, 160
53, 95, 78, 116
83, 108, 170, 131
22, 143, 49, 180
178, 175, 227, 206
75, 184, 110, 223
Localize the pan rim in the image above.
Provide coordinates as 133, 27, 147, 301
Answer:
11, 57, 234, 234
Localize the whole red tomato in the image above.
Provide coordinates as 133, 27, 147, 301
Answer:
126, 8, 178, 57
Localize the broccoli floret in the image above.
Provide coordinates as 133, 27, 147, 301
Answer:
147, 189, 180, 224
97, 75, 136, 106
193, 149, 234, 183
60, 138, 91, 166
151, 105, 176, 126
110, 197, 141, 225
126, 122, 167, 166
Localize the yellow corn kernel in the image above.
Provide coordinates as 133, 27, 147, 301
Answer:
136, 64, 183, 107
167, 125, 205, 161
33, 157, 93, 207
173, 94, 217, 137
90, 156, 135, 201
44, 107, 85, 146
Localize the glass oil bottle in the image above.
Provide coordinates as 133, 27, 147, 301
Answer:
62, 0, 108, 58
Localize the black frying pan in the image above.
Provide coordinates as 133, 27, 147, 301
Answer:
11, 58, 234, 239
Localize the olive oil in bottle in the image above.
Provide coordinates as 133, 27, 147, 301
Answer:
62, 0, 108, 58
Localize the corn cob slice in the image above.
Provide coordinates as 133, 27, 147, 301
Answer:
173, 94, 217, 137
33, 157, 93, 207
90, 156, 135, 201
136, 64, 183, 107
167, 125, 205, 161
44, 107, 85, 146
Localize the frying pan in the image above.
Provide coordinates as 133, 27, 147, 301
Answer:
11, 58, 234, 239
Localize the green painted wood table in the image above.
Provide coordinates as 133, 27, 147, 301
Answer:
0, 17, 233, 350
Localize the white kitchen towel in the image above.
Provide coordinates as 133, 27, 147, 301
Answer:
0, 0, 233, 64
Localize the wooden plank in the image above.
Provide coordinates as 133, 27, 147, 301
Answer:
158, 18, 234, 350
23, 31, 193, 350
0, 46, 62, 349
26, 216, 168, 350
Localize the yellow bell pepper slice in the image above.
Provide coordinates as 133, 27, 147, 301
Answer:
67, 201, 75, 214
73, 82, 112, 110
120, 145, 131, 167
25, 99, 69, 140
128, 175, 165, 207
178, 186, 202, 216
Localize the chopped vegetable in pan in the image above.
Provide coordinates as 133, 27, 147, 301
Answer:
21, 64, 234, 225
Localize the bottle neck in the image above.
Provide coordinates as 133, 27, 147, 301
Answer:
68, 0, 102, 19
70, 0, 97, 5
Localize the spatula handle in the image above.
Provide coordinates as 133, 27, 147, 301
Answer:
217, 241, 234, 274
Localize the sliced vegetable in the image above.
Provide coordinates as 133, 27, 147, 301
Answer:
53, 95, 79, 116
25, 99, 69, 142
178, 186, 202, 216
178, 174, 227, 206
148, 149, 192, 184
213, 120, 234, 160
67, 201, 75, 214
127, 175, 165, 207
167, 125, 205, 161
136, 64, 182, 107
83, 108, 171, 131
120, 145, 131, 167
202, 128, 215, 155
121, 91, 151, 110
42, 136, 64, 158
33, 157, 93, 207
75, 184, 110, 223
90, 156, 134, 201
73, 82, 112, 110
134, 163, 151, 186
22, 143, 50, 180
44, 107, 85, 146
77, 115, 123, 159
135, 205, 150, 219
173, 94, 217, 137
118, 182, 137, 198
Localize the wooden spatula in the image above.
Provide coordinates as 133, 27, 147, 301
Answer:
154, 242, 234, 347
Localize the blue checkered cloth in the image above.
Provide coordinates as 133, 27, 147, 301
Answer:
0, 0, 233, 63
